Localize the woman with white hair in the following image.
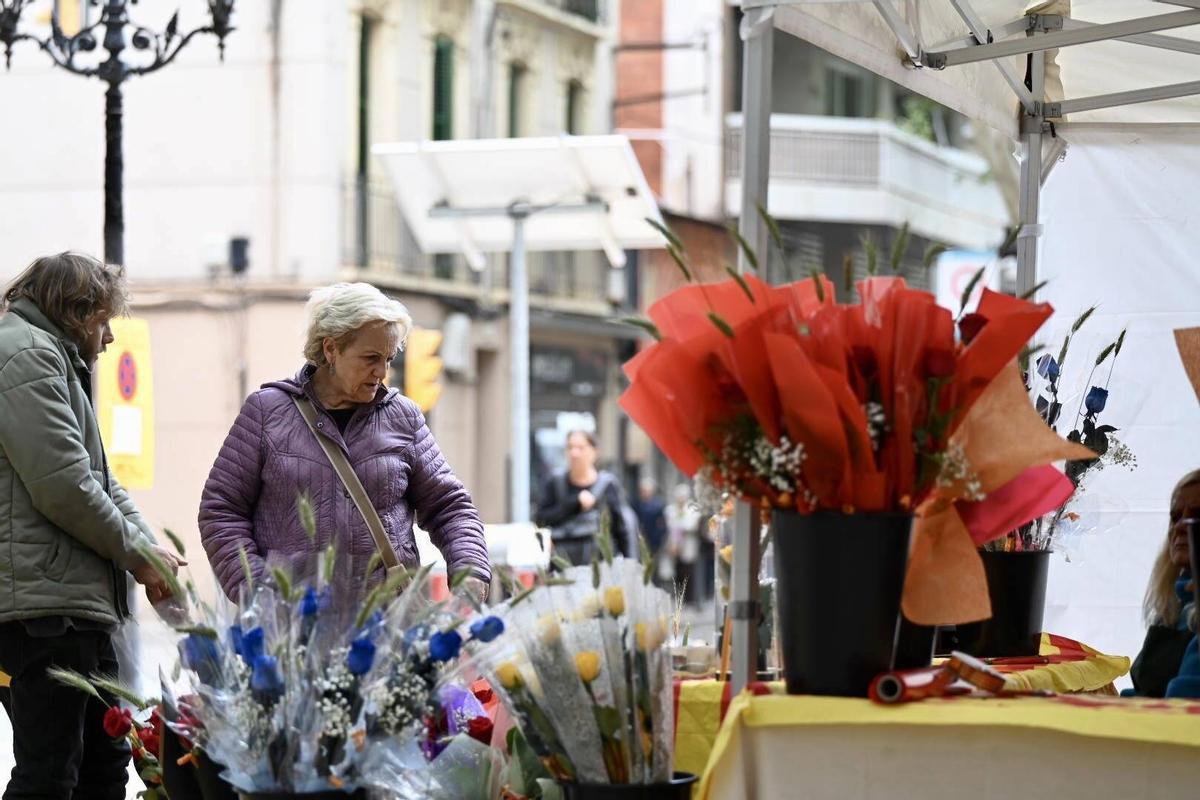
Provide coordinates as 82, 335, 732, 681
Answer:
199, 283, 489, 601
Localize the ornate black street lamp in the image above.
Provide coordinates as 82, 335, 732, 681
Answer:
0, 0, 235, 265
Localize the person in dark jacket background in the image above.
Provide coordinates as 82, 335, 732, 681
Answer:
1128, 468, 1200, 697
0, 252, 182, 799
199, 283, 489, 603
535, 430, 635, 566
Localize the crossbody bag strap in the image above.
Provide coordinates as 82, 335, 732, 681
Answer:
292, 395, 402, 572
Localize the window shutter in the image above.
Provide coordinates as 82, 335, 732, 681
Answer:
432, 37, 454, 141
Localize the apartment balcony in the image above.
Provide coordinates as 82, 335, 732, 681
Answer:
498, 0, 608, 34
341, 180, 618, 313
725, 114, 1008, 251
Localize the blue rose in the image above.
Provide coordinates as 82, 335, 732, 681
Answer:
251, 654, 284, 699
469, 616, 505, 644
346, 636, 377, 676
181, 633, 221, 685
1036, 354, 1060, 381
429, 630, 463, 663
228, 625, 245, 658
300, 587, 320, 618
241, 626, 266, 663
1084, 386, 1109, 415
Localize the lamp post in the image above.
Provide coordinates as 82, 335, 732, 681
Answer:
0, 0, 235, 265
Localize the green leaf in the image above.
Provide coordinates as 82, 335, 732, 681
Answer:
809, 268, 826, 303
136, 542, 187, 613
271, 567, 294, 602
756, 202, 783, 250
620, 316, 662, 341
724, 266, 757, 305
922, 243, 948, 273
1114, 328, 1127, 357
365, 552, 383, 580
638, 534, 653, 586
728, 226, 760, 272
843, 252, 855, 294
238, 546, 255, 591
296, 493, 317, 542
449, 568, 471, 592
47, 667, 105, 704
860, 233, 878, 275
551, 553, 573, 572
1018, 280, 1049, 301
999, 225, 1020, 255
665, 243, 694, 283
1071, 305, 1097, 334
707, 312, 735, 339
89, 674, 156, 710
1018, 343, 1046, 374
644, 216, 683, 252
889, 222, 910, 274
591, 554, 601, 590
1094, 342, 1116, 367
594, 705, 623, 737
958, 266, 986, 316
162, 528, 186, 558
322, 544, 337, 584
508, 584, 537, 608
173, 624, 218, 639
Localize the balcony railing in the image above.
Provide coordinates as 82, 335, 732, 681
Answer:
342, 179, 614, 307
725, 114, 1007, 250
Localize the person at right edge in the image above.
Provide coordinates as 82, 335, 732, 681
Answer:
0, 252, 183, 800
1127, 468, 1200, 697
535, 429, 635, 568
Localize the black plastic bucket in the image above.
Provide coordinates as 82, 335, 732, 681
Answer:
772, 511, 913, 696
956, 550, 1050, 657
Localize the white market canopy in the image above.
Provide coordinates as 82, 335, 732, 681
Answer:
753, 0, 1200, 134
372, 135, 665, 270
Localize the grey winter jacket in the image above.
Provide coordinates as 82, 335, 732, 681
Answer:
0, 299, 156, 626
198, 366, 490, 599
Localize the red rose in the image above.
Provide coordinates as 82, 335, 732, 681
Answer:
472, 686, 494, 705
851, 346, 878, 379
466, 715, 494, 746
139, 722, 161, 760
103, 707, 133, 739
923, 348, 956, 379
957, 313, 988, 344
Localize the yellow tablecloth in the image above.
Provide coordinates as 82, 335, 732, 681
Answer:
698, 692, 1200, 799
675, 634, 1131, 777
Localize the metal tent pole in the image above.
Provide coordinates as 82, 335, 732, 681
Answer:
509, 202, 532, 523
731, 5, 774, 696
1016, 52, 1046, 297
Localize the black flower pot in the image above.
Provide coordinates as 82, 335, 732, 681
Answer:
956, 550, 1050, 657
560, 772, 698, 800
772, 511, 913, 697
892, 617, 937, 671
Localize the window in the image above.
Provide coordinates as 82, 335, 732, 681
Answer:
432, 36, 455, 141
508, 63, 527, 138
825, 67, 869, 118
565, 80, 583, 135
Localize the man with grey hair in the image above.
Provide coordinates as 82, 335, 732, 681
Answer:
0, 252, 183, 799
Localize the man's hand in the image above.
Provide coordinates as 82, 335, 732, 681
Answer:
457, 576, 489, 605
578, 489, 597, 512
131, 545, 187, 602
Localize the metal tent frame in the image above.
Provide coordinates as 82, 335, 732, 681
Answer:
728, 0, 1200, 693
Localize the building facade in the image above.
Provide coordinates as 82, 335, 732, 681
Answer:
0, 0, 631, 582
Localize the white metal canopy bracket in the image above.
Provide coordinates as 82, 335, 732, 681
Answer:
922, 8, 1200, 68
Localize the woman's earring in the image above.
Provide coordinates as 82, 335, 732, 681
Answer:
328, 362, 336, 376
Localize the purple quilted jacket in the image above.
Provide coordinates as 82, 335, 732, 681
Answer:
199, 365, 490, 599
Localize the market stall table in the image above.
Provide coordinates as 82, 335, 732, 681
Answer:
696, 692, 1200, 800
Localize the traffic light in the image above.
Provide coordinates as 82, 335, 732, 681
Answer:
404, 328, 443, 412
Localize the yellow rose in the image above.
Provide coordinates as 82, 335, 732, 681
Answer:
604, 586, 626, 617
495, 661, 523, 691
538, 614, 562, 646
719, 545, 734, 565
636, 621, 666, 652
575, 650, 601, 684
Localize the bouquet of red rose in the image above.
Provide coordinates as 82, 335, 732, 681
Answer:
620, 266, 1093, 624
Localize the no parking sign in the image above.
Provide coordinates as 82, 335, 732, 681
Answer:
96, 318, 155, 489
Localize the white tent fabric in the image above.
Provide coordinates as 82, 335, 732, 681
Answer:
1038, 128, 1200, 683
768, 1, 1200, 129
